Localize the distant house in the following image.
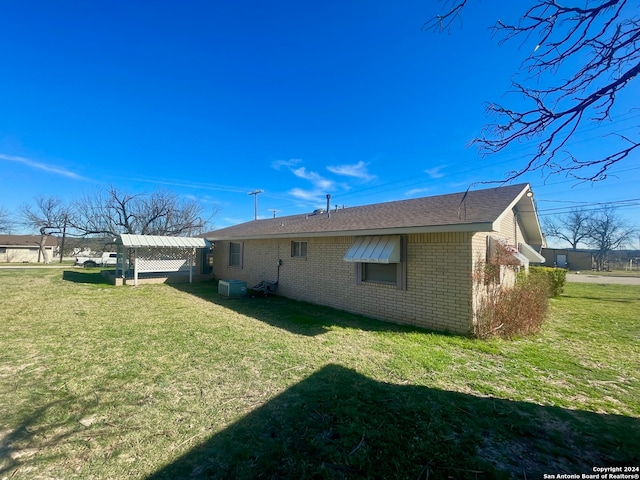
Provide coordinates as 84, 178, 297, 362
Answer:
203, 183, 545, 334
0, 235, 57, 263
541, 248, 594, 271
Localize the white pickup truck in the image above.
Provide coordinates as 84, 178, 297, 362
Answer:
74, 252, 118, 268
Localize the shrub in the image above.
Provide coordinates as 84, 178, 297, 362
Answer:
529, 266, 567, 297
474, 273, 550, 339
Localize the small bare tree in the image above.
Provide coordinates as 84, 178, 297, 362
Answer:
585, 206, 637, 270
426, 0, 639, 181
20, 196, 69, 263
0, 206, 14, 233
542, 208, 594, 250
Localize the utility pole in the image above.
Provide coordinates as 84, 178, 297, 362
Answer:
248, 189, 264, 220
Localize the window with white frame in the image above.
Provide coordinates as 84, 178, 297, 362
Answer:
291, 241, 307, 258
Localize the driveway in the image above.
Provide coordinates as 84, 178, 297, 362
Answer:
565, 272, 640, 285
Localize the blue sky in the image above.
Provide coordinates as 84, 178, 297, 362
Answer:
1, 1, 639, 246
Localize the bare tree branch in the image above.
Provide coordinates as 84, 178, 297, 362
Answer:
542, 208, 594, 249
585, 205, 638, 269
0, 206, 14, 233
71, 186, 215, 237
430, 0, 640, 181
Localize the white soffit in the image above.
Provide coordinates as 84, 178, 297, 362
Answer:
519, 242, 545, 263
343, 235, 401, 264
119, 234, 210, 249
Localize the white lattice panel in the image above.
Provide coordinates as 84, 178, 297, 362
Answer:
138, 258, 189, 273
136, 247, 192, 273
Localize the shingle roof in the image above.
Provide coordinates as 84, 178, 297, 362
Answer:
0, 235, 58, 247
204, 183, 539, 241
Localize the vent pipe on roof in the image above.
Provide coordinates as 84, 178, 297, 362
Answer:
326, 194, 331, 218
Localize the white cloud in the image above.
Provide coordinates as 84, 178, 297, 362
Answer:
0, 153, 87, 180
424, 166, 446, 179
327, 161, 376, 182
405, 187, 430, 196
288, 187, 326, 202
271, 158, 302, 170
292, 167, 334, 190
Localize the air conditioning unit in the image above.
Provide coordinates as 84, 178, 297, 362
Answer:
218, 279, 247, 297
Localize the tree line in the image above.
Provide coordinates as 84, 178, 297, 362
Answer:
0, 186, 217, 263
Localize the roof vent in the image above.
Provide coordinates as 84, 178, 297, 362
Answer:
311, 208, 326, 216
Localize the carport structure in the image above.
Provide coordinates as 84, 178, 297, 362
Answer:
116, 234, 211, 286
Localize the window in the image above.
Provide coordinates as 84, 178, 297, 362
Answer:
363, 263, 397, 284
229, 242, 242, 267
0, 247, 6, 254
351, 235, 407, 290
291, 241, 307, 258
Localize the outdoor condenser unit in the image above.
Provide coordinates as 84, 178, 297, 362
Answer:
218, 279, 247, 297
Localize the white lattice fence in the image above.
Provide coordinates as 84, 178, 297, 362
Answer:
136, 247, 192, 273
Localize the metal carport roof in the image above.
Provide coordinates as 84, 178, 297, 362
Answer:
117, 234, 210, 249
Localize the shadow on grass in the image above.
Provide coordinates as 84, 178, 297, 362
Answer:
0, 394, 98, 477
561, 294, 639, 304
146, 364, 640, 480
171, 280, 435, 337
62, 270, 111, 285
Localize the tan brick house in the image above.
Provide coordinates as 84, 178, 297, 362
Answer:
203, 183, 545, 334
0, 235, 57, 263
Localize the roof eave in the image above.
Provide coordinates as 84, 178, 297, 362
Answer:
204, 222, 495, 241
492, 183, 545, 246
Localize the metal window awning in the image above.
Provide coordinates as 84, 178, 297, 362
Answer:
519, 242, 545, 263
343, 235, 401, 264
512, 251, 529, 266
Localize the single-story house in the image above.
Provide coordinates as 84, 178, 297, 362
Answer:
0, 235, 57, 263
541, 248, 594, 271
203, 183, 546, 334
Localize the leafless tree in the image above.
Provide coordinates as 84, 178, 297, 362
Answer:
585, 206, 637, 270
0, 206, 14, 233
71, 186, 215, 237
425, 0, 639, 182
19, 196, 69, 263
542, 208, 594, 249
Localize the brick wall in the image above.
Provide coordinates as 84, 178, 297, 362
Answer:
212, 232, 475, 334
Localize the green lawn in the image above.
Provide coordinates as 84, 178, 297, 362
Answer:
1, 269, 638, 479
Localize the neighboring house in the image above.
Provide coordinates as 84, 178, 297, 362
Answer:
203, 183, 545, 334
541, 248, 594, 271
0, 235, 57, 263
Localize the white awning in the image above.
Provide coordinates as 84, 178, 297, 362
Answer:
512, 251, 529, 266
118, 234, 210, 249
343, 235, 401, 264
519, 242, 545, 263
